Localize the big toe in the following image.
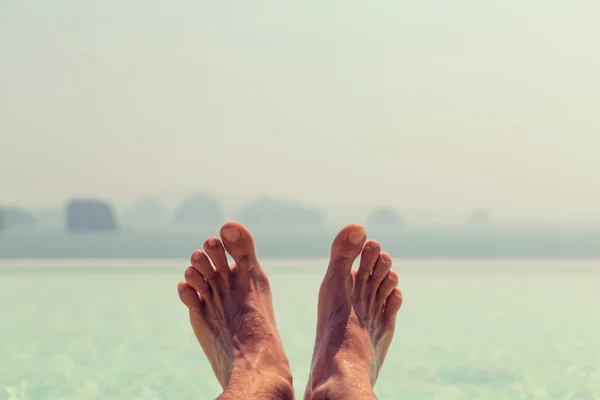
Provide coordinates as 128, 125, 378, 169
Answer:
325, 224, 367, 278
220, 221, 260, 276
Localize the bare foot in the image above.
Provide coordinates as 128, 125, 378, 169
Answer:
177, 221, 294, 400
305, 224, 403, 400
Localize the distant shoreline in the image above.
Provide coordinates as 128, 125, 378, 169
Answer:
1, 228, 599, 259
1, 258, 599, 276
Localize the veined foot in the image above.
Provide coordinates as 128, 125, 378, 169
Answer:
177, 221, 294, 400
305, 224, 403, 400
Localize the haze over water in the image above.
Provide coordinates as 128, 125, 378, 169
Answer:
1, 1, 600, 226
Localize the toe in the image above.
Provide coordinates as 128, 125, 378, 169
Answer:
376, 270, 399, 305
220, 221, 260, 276
370, 252, 392, 286
355, 240, 381, 282
178, 281, 204, 310
185, 266, 211, 299
384, 288, 403, 322
326, 224, 367, 278
204, 237, 230, 276
191, 251, 217, 281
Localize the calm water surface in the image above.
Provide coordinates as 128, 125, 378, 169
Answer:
1, 259, 599, 399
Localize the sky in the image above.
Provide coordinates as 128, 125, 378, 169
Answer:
1, 1, 599, 224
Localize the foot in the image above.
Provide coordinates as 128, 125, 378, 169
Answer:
305, 224, 403, 400
177, 221, 294, 400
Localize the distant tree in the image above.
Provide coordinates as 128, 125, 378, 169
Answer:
66, 199, 118, 232
2, 207, 38, 229
235, 197, 324, 227
367, 207, 403, 228
174, 194, 224, 226
467, 209, 491, 227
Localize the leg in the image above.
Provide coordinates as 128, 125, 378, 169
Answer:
305, 224, 403, 400
177, 221, 294, 399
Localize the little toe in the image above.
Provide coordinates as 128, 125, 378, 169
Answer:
177, 281, 204, 310
204, 237, 230, 276
326, 224, 367, 278
191, 251, 217, 282
376, 270, 399, 305
355, 240, 381, 282
370, 252, 392, 287
220, 221, 260, 276
184, 266, 211, 299
384, 288, 403, 323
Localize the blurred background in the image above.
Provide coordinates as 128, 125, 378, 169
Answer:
1, 1, 599, 399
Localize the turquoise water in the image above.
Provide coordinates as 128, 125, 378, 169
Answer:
1, 259, 599, 399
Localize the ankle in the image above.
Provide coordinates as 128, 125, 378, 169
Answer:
223, 375, 294, 400
307, 351, 372, 390
309, 377, 376, 400
226, 361, 294, 399
306, 356, 374, 400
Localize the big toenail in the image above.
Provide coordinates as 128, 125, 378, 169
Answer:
222, 228, 241, 243
348, 229, 366, 246
192, 251, 202, 261
207, 238, 218, 247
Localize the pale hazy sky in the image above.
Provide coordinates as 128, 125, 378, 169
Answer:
1, 1, 599, 223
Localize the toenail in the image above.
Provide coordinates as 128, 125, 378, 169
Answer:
192, 251, 202, 261
185, 267, 195, 276
207, 238, 218, 247
222, 228, 241, 243
348, 229, 366, 246
381, 253, 391, 263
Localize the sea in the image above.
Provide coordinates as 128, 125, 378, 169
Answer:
1, 259, 599, 400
